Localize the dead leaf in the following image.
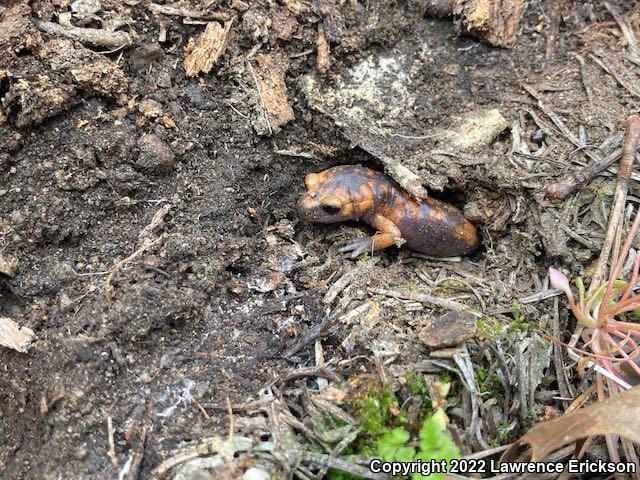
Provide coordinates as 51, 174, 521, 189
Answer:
501, 385, 640, 462
0, 317, 36, 353
184, 19, 233, 77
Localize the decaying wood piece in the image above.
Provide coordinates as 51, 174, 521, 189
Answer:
184, 20, 233, 77
316, 25, 330, 75
0, 317, 35, 353
250, 54, 294, 135
425, 0, 528, 48
33, 20, 132, 49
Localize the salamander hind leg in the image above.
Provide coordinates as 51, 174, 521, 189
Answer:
338, 214, 403, 258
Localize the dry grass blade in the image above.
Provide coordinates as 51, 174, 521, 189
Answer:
501, 385, 640, 462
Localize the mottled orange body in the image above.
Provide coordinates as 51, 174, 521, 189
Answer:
297, 165, 480, 258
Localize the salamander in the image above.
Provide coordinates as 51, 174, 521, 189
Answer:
297, 165, 480, 258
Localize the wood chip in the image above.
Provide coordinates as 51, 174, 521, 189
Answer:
316, 25, 330, 74
0, 317, 35, 353
454, 0, 527, 48
251, 54, 295, 135
184, 20, 233, 77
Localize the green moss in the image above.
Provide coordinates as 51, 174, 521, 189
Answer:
476, 367, 501, 397
352, 385, 406, 440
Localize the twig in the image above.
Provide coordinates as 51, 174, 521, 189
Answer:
571, 53, 595, 104
523, 85, 594, 157
148, 3, 229, 21
544, 0, 561, 66
300, 451, 386, 480
247, 61, 272, 136
281, 314, 332, 359
368, 287, 475, 313
104, 236, 163, 297
604, 2, 638, 58
126, 426, 147, 480
203, 396, 274, 412
517, 288, 561, 304
107, 415, 117, 468
546, 148, 623, 201
34, 20, 132, 49
149, 436, 253, 478
267, 366, 341, 388
590, 52, 640, 99
596, 375, 624, 480
463, 443, 512, 460
552, 297, 573, 407
588, 115, 640, 294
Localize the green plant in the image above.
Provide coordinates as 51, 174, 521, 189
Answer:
377, 409, 460, 479
549, 209, 640, 389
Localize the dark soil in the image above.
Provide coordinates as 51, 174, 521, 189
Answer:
1, 0, 639, 478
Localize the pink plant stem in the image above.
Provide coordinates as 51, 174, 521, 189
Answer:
603, 332, 640, 376
599, 115, 640, 315
619, 254, 640, 303
591, 341, 622, 380
608, 328, 640, 355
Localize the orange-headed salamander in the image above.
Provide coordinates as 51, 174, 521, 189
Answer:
297, 165, 480, 258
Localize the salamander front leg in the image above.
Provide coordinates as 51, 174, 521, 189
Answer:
338, 214, 403, 258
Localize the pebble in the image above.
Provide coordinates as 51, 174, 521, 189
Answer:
138, 99, 164, 118
136, 134, 174, 173
418, 311, 477, 348
243, 467, 270, 480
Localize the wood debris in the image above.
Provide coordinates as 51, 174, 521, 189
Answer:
425, 0, 527, 48
0, 317, 36, 353
446, 108, 508, 149
184, 20, 234, 77
250, 54, 294, 135
33, 20, 132, 49
316, 25, 330, 74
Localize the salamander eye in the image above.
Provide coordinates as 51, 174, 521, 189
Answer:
321, 205, 341, 215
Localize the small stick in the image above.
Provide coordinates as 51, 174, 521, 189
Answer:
588, 115, 640, 295
590, 53, 640, 99
571, 53, 595, 104
34, 20, 132, 49
247, 61, 272, 136
107, 415, 117, 468
148, 3, 229, 21
126, 426, 147, 480
546, 147, 623, 201
544, 0, 562, 66
604, 2, 638, 57
368, 287, 474, 313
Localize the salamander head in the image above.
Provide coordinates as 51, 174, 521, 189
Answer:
297, 168, 370, 223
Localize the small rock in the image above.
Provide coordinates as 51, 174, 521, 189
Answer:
0, 254, 18, 276
138, 99, 163, 118
418, 311, 477, 348
244, 467, 270, 480
71, 0, 101, 15
136, 134, 174, 173
129, 43, 163, 72
184, 82, 214, 110
155, 69, 172, 88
